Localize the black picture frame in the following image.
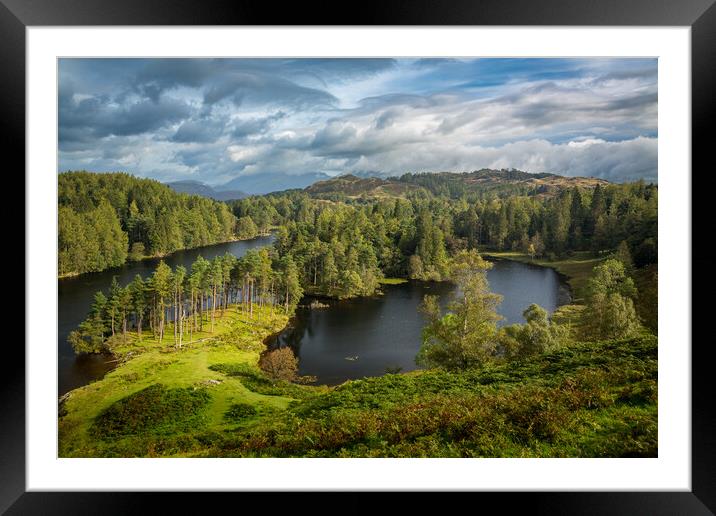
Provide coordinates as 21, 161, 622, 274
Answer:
4, 0, 712, 513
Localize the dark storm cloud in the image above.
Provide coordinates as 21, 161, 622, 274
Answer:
129, 58, 395, 104
231, 112, 286, 139
202, 72, 338, 109
134, 59, 215, 100
59, 89, 191, 145
171, 117, 226, 143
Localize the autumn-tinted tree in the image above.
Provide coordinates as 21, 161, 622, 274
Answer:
259, 347, 299, 382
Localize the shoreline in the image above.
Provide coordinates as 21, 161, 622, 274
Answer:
59, 303, 295, 457
481, 250, 603, 303
58, 232, 275, 280
60, 303, 293, 400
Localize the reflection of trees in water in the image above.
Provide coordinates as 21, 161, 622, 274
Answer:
269, 269, 566, 385
269, 307, 313, 359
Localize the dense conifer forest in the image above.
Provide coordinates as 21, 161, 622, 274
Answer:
59, 172, 237, 275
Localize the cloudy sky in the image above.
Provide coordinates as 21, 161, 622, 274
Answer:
58, 58, 657, 186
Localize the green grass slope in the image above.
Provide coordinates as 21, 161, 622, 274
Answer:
68, 333, 655, 458
58, 305, 327, 457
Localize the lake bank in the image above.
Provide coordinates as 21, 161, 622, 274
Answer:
59, 304, 302, 457
481, 250, 604, 302
59, 253, 657, 459
61, 329, 658, 458
57, 232, 275, 280
58, 234, 277, 395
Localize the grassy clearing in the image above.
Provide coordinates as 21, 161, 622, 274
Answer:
59, 304, 300, 457
482, 251, 604, 301
109, 305, 270, 357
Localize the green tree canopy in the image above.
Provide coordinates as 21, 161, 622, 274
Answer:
416, 249, 503, 370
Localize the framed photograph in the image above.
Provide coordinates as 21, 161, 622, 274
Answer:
7, 0, 713, 512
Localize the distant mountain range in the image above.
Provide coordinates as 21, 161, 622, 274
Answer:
167, 169, 611, 201
165, 180, 248, 201
219, 172, 332, 195
166, 172, 332, 199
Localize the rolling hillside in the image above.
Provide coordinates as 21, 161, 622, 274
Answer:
305, 174, 424, 199
305, 169, 610, 200
395, 169, 610, 198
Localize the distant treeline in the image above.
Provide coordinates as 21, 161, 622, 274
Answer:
59, 171, 657, 291
59, 172, 237, 275
223, 181, 657, 299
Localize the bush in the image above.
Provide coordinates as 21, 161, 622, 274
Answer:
67, 329, 106, 354
259, 347, 299, 382
209, 362, 317, 399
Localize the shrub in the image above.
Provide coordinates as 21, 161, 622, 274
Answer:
209, 362, 317, 399
259, 347, 299, 382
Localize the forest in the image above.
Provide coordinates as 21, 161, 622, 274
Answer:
68, 249, 302, 354
59, 172, 238, 276
59, 170, 657, 286
228, 179, 656, 298
71, 172, 657, 353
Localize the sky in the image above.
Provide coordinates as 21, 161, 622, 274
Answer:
58, 58, 658, 186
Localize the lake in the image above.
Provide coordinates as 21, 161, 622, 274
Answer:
57, 235, 275, 395
59, 241, 569, 394
270, 259, 570, 385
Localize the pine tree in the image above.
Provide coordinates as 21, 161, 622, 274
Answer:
129, 275, 147, 338
152, 261, 173, 343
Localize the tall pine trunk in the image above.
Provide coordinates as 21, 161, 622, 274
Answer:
211, 285, 216, 333
173, 290, 178, 346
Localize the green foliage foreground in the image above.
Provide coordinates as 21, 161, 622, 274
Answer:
60, 331, 657, 458
202, 335, 657, 458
